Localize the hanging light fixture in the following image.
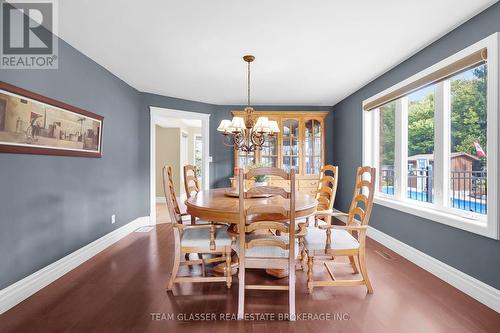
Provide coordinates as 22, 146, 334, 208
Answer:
217, 55, 279, 152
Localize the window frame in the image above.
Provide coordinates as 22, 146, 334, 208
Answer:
362, 33, 499, 240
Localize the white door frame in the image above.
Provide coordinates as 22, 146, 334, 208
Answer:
150, 106, 210, 225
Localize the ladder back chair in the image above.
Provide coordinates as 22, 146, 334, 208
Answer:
297, 165, 339, 269
304, 166, 376, 294
183, 164, 201, 224
236, 167, 298, 321
163, 166, 232, 291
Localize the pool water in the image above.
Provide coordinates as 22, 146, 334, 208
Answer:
380, 187, 487, 214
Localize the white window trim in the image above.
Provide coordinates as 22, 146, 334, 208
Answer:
362, 33, 499, 240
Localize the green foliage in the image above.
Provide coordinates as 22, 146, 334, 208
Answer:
450, 66, 487, 156
408, 93, 435, 156
246, 162, 269, 182
379, 65, 487, 163
380, 103, 395, 165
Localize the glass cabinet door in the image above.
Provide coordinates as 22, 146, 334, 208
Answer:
304, 119, 322, 174
237, 150, 255, 170
282, 119, 299, 172
261, 135, 278, 167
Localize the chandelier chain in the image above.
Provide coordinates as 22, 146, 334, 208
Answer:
247, 60, 251, 106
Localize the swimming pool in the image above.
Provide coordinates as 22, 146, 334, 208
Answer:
380, 187, 487, 214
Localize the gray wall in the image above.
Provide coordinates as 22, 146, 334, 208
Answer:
0, 40, 148, 289
332, 3, 500, 289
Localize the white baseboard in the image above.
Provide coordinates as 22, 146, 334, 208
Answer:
368, 226, 500, 313
0, 216, 150, 315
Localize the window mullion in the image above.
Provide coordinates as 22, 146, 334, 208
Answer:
395, 98, 408, 201
434, 81, 451, 208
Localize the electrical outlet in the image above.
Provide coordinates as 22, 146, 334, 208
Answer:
111, 214, 116, 224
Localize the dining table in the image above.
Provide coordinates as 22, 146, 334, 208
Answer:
185, 187, 318, 277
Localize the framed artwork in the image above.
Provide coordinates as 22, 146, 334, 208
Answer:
0, 81, 103, 157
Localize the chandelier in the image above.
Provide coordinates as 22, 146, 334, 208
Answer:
217, 55, 279, 153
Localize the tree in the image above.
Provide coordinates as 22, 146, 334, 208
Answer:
408, 93, 434, 156
380, 102, 395, 165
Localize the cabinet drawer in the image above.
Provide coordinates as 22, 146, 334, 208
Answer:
299, 179, 319, 188
300, 187, 318, 197
268, 179, 299, 190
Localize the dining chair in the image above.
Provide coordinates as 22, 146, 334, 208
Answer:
163, 166, 232, 291
183, 164, 201, 224
236, 167, 297, 321
303, 166, 375, 294
296, 165, 338, 269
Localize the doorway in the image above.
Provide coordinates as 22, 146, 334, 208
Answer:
150, 107, 210, 225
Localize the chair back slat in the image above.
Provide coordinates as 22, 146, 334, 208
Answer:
163, 166, 183, 224
247, 238, 289, 250
317, 196, 330, 207
246, 186, 290, 198
347, 167, 376, 227
245, 167, 290, 180
183, 165, 200, 198
246, 205, 288, 217
246, 221, 290, 233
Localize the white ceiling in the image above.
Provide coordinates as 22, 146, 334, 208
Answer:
57, 0, 497, 106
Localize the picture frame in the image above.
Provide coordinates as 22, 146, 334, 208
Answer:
0, 81, 103, 158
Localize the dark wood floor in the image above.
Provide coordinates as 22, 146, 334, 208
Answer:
1, 224, 498, 332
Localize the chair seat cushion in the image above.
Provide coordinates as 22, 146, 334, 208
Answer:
304, 227, 359, 251
235, 234, 300, 258
181, 225, 232, 247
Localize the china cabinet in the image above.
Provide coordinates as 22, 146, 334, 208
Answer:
230, 111, 328, 194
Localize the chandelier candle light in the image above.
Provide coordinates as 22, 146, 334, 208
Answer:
217, 55, 280, 153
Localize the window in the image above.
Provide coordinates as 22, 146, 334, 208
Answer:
194, 135, 202, 178
363, 33, 499, 239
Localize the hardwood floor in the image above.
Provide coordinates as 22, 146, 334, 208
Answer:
0, 223, 498, 332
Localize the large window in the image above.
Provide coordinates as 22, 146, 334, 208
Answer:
363, 34, 498, 239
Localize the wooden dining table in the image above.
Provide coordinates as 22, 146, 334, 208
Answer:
185, 187, 318, 277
